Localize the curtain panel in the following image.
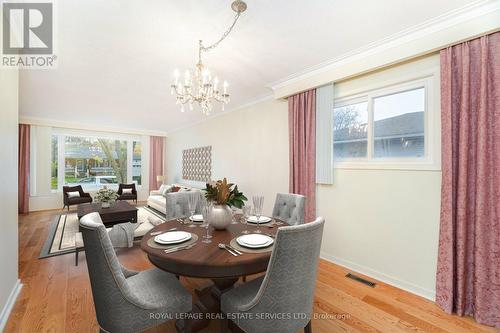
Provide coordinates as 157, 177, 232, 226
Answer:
18, 124, 30, 214
288, 89, 316, 222
436, 32, 499, 328
149, 136, 165, 191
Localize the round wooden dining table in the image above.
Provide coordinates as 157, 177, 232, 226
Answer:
140, 217, 286, 332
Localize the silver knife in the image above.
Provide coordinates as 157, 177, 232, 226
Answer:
164, 243, 195, 253
225, 244, 243, 255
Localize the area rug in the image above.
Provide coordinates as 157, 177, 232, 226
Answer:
39, 206, 164, 259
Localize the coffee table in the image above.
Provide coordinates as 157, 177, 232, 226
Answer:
77, 201, 138, 231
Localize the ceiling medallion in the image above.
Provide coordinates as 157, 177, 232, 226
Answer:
171, 0, 247, 115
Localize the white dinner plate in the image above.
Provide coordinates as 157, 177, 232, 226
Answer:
246, 216, 272, 224
189, 214, 204, 222
236, 234, 274, 249
155, 231, 192, 245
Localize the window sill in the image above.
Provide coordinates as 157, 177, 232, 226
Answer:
51, 185, 143, 193
333, 160, 441, 171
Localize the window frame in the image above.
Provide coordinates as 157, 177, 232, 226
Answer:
333, 76, 438, 170
51, 129, 143, 192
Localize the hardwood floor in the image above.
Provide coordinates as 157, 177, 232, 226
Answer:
5, 208, 498, 333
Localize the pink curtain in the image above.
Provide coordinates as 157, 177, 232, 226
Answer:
149, 136, 165, 191
289, 89, 316, 222
18, 124, 30, 214
436, 32, 500, 328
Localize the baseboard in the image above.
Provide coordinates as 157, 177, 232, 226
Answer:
0, 279, 23, 332
320, 252, 436, 301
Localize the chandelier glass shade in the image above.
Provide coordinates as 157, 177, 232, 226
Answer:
171, 0, 247, 115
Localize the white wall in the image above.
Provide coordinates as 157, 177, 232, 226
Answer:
0, 68, 21, 328
166, 98, 289, 214
166, 55, 441, 300
319, 54, 441, 300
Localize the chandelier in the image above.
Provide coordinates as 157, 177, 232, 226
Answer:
171, 0, 247, 115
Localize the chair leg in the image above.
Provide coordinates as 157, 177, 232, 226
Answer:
75, 249, 79, 266
184, 315, 192, 333
304, 320, 312, 333
220, 318, 228, 333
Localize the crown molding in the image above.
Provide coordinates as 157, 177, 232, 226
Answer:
269, 0, 500, 98
19, 116, 168, 137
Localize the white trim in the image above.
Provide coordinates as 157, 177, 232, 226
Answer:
52, 127, 142, 142
270, 0, 500, 98
320, 252, 436, 301
166, 94, 274, 135
19, 116, 167, 137
0, 279, 23, 332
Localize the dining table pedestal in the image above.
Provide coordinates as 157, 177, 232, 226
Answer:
175, 277, 240, 332
141, 218, 285, 333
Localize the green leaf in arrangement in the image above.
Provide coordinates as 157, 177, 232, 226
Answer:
204, 178, 248, 207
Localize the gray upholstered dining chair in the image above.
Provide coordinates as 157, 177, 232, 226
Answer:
165, 191, 203, 220
80, 212, 192, 333
221, 217, 325, 333
272, 193, 306, 225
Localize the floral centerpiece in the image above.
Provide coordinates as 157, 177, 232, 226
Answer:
204, 178, 247, 229
95, 187, 119, 208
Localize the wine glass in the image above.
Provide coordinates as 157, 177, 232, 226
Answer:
252, 195, 264, 234
187, 192, 199, 228
230, 206, 239, 224
201, 203, 212, 243
241, 205, 251, 234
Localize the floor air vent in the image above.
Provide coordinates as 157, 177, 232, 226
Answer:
346, 273, 376, 287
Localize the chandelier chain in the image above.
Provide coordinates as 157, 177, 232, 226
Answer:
201, 12, 241, 53
171, 0, 247, 115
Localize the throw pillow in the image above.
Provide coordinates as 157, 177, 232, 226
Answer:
122, 188, 133, 194
158, 184, 167, 193
171, 186, 181, 192
161, 185, 173, 196
67, 191, 80, 198
147, 215, 164, 226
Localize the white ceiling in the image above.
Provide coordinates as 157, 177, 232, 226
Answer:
19, 0, 476, 133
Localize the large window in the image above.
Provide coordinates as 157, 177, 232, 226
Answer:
132, 141, 142, 185
51, 132, 143, 190
51, 135, 58, 190
64, 136, 127, 186
333, 78, 433, 167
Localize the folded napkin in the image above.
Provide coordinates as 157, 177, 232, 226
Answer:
147, 215, 165, 226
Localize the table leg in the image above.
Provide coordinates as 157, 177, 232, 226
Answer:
175, 277, 239, 333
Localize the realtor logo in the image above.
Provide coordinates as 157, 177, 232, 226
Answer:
2, 1, 56, 68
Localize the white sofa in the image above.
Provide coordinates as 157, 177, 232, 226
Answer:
147, 183, 201, 215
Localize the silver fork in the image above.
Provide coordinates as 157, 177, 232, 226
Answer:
164, 243, 196, 254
